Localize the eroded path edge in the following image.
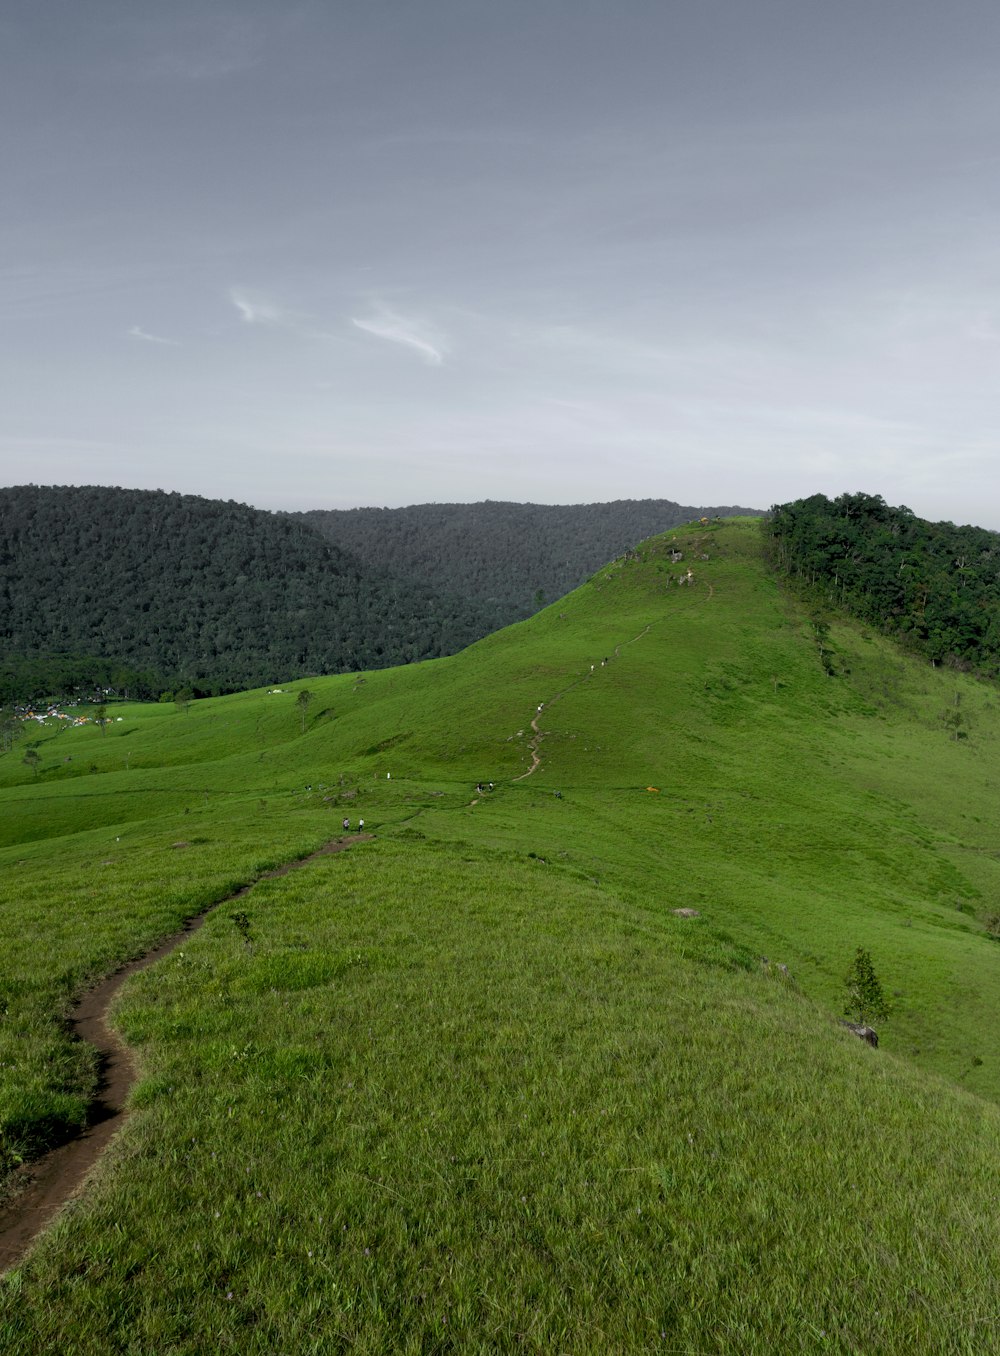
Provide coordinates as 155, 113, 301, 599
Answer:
0, 834, 369, 1272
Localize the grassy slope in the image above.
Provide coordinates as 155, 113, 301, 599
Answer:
1, 520, 1000, 1352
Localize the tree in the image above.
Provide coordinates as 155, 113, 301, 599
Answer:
22, 748, 41, 777
174, 687, 195, 716
843, 947, 890, 1026
296, 689, 314, 734
943, 708, 967, 741
94, 704, 109, 736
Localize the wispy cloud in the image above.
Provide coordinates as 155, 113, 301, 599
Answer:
128, 325, 180, 346
230, 288, 297, 327
229, 288, 350, 347
351, 305, 446, 366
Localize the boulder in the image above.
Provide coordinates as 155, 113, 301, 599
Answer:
841, 1021, 878, 1047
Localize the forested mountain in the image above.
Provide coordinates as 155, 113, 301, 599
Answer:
768, 492, 1000, 675
295, 498, 757, 631
0, 486, 482, 701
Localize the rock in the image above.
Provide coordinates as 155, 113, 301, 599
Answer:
841, 1021, 879, 1047
672, 908, 700, 918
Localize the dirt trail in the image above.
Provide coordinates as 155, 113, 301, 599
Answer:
512, 709, 546, 781
0, 834, 368, 1273
512, 581, 714, 782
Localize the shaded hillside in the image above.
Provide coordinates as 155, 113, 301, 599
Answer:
0, 485, 482, 700
296, 497, 758, 630
768, 491, 1000, 675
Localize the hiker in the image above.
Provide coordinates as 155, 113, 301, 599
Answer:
359, 817, 365, 831
386, 771, 391, 779
488, 781, 494, 791
343, 817, 349, 831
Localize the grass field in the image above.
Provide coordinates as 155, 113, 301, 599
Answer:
2, 518, 1000, 1352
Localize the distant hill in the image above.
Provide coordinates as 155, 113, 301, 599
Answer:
296, 498, 760, 631
0, 485, 482, 701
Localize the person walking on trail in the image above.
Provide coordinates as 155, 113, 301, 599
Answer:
343, 817, 349, 831
359, 817, 365, 832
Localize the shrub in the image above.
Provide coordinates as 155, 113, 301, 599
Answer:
844, 947, 890, 1025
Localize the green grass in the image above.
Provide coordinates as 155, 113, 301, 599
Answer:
3, 518, 1000, 1351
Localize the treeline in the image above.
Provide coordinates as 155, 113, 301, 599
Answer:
296, 498, 756, 629
767, 492, 1000, 674
0, 486, 483, 702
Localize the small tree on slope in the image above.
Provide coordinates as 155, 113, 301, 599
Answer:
297, 689, 313, 734
844, 947, 890, 1026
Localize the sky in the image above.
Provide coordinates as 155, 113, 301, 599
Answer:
3, 1, 1000, 526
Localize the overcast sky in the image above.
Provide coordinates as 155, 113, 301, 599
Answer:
4, 1, 1000, 525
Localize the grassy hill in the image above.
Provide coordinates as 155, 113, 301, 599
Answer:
2, 519, 1000, 1352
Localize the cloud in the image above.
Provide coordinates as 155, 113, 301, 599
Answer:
351, 305, 446, 366
230, 288, 294, 327
229, 288, 350, 347
128, 325, 180, 346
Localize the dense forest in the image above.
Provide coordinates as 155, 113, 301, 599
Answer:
767, 492, 1000, 675
0, 486, 482, 702
297, 498, 756, 633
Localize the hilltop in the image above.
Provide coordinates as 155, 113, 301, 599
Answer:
1, 517, 999, 1351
